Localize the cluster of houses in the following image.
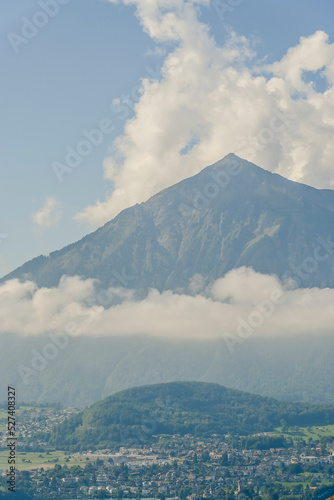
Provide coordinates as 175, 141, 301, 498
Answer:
2, 433, 333, 498
1, 407, 334, 498
0, 406, 78, 449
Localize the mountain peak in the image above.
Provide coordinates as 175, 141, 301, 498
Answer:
222, 152, 239, 161
201, 153, 272, 181
2, 156, 334, 290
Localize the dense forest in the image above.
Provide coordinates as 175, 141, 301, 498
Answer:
49, 382, 334, 451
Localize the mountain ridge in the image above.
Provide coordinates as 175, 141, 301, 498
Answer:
3, 154, 334, 290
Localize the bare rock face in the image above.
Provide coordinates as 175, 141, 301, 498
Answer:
3, 154, 334, 290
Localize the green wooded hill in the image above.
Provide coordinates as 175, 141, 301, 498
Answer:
49, 382, 334, 451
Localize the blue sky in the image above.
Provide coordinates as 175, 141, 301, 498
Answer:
1, 0, 334, 276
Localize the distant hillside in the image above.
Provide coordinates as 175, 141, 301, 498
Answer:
2, 333, 334, 407
3, 154, 334, 290
49, 382, 334, 451
0, 334, 334, 408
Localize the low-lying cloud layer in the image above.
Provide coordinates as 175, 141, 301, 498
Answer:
1, 267, 333, 340
75, 0, 334, 226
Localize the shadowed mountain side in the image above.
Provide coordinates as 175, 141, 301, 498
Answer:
1, 333, 334, 407
2, 154, 334, 290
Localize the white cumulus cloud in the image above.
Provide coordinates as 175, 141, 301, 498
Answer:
33, 197, 62, 228
74, 0, 334, 227
1, 268, 334, 341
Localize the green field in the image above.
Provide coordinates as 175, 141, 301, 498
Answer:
0, 451, 91, 471
274, 424, 334, 441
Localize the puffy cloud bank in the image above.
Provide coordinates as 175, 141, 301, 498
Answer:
75, 0, 334, 226
1, 268, 333, 340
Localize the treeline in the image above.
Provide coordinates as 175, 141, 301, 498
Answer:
47, 382, 334, 451
241, 435, 287, 450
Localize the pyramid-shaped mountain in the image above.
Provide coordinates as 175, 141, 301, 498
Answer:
3, 154, 334, 289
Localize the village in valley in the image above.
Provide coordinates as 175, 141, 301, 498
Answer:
1, 406, 334, 499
